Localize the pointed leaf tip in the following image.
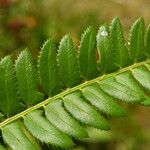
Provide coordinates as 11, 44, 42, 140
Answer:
58, 35, 80, 87
39, 38, 60, 96
129, 17, 146, 62
146, 24, 150, 57
15, 50, 44, 106
0, 56, 22, 117
110, 17, 131, 68
79, 26, 99, 79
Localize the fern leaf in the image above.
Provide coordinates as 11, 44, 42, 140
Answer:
0, 17, 150, 150
58, 35, 80, 87
110, 17, 131, 67
2, 121, 40, 150
45, 99, 88, 139
15, 50, 44, 106
63, 92, 110, 130
132, 66, 150, 91
129, 18, 146, 62
99, 77, 146, 103
24, 110, 74, 148
0, 56, 22, 117
115, 71, 150, 104
79, 27, 99, 79
146, 25, 150, 57
82, 83, 126, 117
39, 39, 60, 96
97, 25, 118, 73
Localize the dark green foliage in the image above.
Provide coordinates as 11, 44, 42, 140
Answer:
97, 25, 117, 73
129, 18, 146, 62
0, 113, 4, 122
58, 35, 80, 87
79, 27, 99, 79
39, 39, 60, 96
0, 56, 22, 117
110, 17, 131, 67
0, 17, 150, 149
15, 50, 44, 106
146, 25, 150, 57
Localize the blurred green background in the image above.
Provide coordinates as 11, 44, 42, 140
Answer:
0, 0, 150, 150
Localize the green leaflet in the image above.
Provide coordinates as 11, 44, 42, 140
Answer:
116, 72, 150, 106
99, 77, 146, 103
146, 25, 150, 57
110, 17, 131, 67
79, 27, 99, 79
2, 121, 40, 150
58, 35, 80, 87
129, 18, 146, 62
45, 99, 88, 139
0, 56, 22, 117
116, 71, 145, 93
97, 25, 117, 73
82, 83, 126, 117
39, 39, 60, 96
24, 110, 74, 148
116, 71, 150, 105
63, 92, 110, 130
15, 50, 44, 106
132, 66, 150, 91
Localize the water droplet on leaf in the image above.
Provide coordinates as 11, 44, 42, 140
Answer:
101, 31, 108, 37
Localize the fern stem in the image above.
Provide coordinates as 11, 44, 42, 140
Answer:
0, 59, 149, 129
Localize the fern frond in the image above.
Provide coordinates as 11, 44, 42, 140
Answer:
39, 39, 60, 96
110, 17, 131, 67
146, 25, 150, 57
58, 35, 80, 87
0, 17, 150, 149
0, 56, 22, 117
97, 25, 118, 73
79, 27, 99, 79
15, 50, 44, 106
129, 18, 146, 62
